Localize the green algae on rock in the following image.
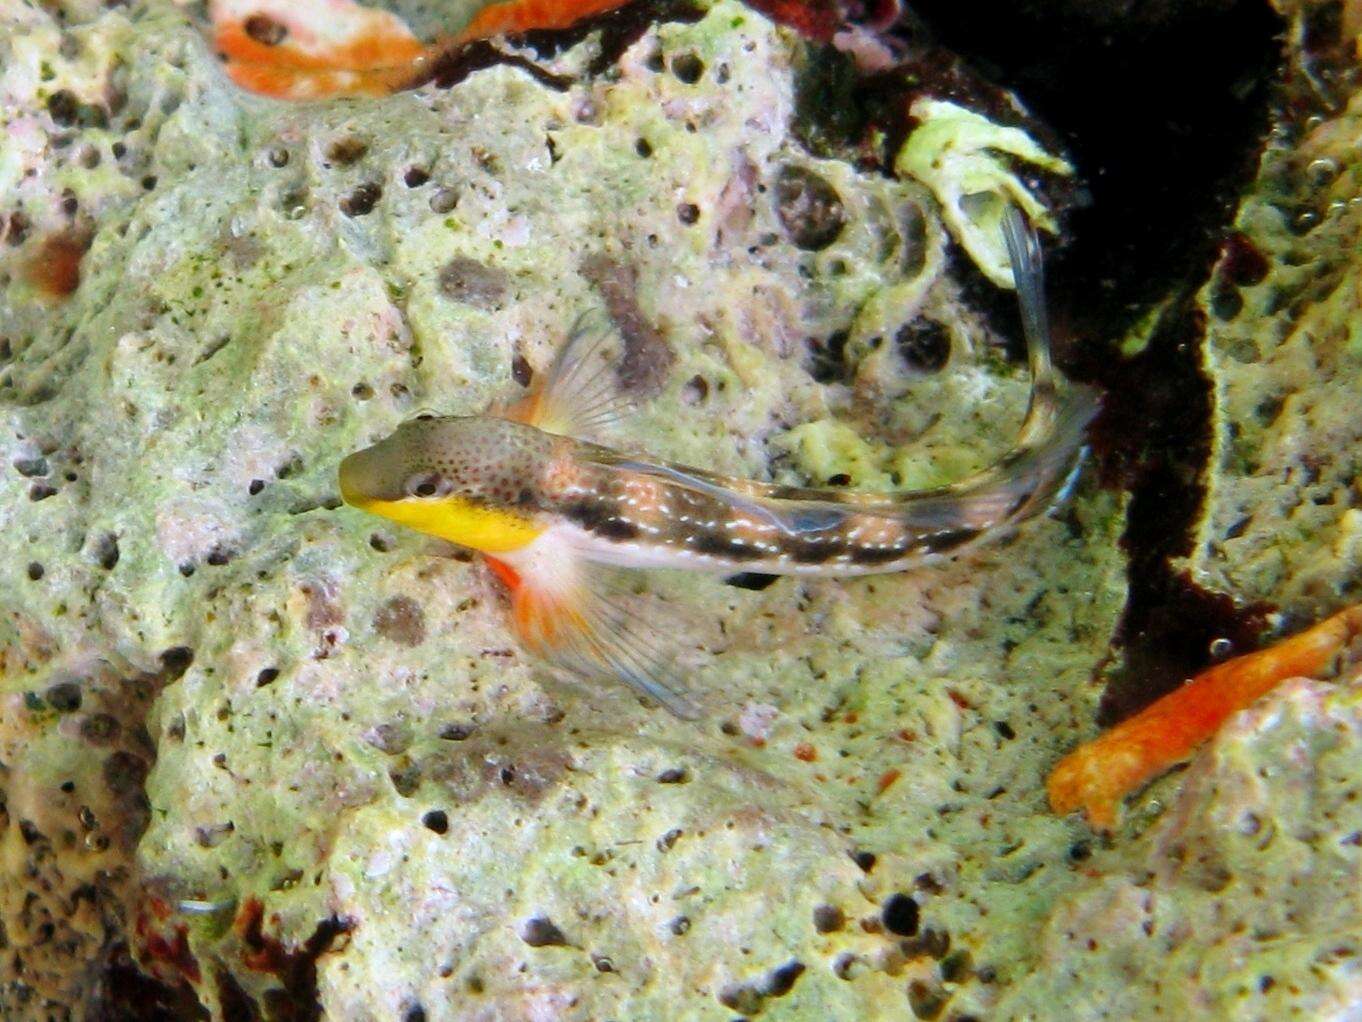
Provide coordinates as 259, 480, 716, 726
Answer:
0, 1, 1124, 1015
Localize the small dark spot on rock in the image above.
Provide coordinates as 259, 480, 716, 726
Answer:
351, 382, 374, 400
92, 533, 119, 570
404, 167, 430, 187
14, 456, 48, 477
669, 915, 690, 935
404, 1007, 427, 1022
939, 949, 972, 983
29, 482, 57, 501
248, 478, 265, 495
520, 916, 567, 947
439, 722, 476, 741
81, 713, 120, 745
179, 562, 196, 577
671, 52, 705, 83
850, 849, 877, 873
374, 596, 427, 646
896, 320, 951, 373
813, 904, 845, 933
635, 138, 653, 158
256, 667, 280, 688
681, 374, 708, 404
656, 767, 688, 784
764, 960, 805, 997
102, 750, 148, 799
422, 810, 449, 835
340, 182, 382, 217
326, 137, 368, 166
775, 166, 845, 250
141, 174, 157, 191
438, 256, 510, 308
512, 355, 533, 387
425, 188, 459, 217
384, 759, 420, 794
45, 681, 82, 713
1219, 231, 1270, 287
160, 646, 194, 679
47, 90, 79, 125
368, 722, 412, 756
1209, 285, 1243, 320
243, 13, 288, 45
26, 561, 44, 581
908, 980, 947, 1019
882, 893, 919, 936
993, 720, 1015, 740
677, 202, 700, 225
369, 533, 392, 553
268, 146, 290, 167
827, 473, 851, 486
206, 546, 233, 566
717, 982, 761, 1014
1068, 840, 1092, 862
808, 330, 849, 383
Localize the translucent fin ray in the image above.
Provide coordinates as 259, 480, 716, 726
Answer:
493, 551, 701, 719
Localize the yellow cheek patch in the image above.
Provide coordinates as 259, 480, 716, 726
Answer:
351, 495, 542, 553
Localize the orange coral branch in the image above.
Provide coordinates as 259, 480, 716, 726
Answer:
457, 0, 630, 40
1048, 604, 1362, 830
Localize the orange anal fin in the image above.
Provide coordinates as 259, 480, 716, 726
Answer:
484, 552, 701, 719
1048, 604, 1362, 830
484, 555, 522, 592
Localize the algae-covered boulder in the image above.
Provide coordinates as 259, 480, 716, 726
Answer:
0, 0, 1357, 1019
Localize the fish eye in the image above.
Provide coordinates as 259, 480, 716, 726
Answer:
405, 473, 445, 498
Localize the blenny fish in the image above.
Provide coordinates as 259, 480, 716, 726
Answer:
339, 208, 1100, 717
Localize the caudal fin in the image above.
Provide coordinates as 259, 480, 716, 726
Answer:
898, 206, 1099, 533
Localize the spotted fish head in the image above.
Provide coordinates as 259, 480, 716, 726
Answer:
339, 414, 556, 552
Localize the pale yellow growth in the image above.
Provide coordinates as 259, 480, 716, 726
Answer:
895, 98, 1072, 287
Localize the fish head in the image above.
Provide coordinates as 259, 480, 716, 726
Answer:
339, 414, 554, 552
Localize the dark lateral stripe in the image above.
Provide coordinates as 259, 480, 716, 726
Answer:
564, 499, 641, 541
693, 531, 762, 561
789, 538, 848, 564
847, 543, 907, 566
917, 526, 981, 554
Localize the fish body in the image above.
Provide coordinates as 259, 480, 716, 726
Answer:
339, 207, 1099, 716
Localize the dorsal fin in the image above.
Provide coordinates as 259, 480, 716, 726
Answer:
503, 310, 637, 438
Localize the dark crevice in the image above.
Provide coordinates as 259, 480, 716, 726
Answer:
904, 0, 1287, 720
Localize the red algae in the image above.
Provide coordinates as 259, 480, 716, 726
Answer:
1049, 605, 1362, 830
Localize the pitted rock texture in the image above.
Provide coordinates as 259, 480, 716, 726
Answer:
998, 674, 1362, 1020
0, 2, 1131, 1017
0, 0, 1356, 1020
1185, 0, 1362, 624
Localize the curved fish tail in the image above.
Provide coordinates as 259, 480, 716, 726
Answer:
899, 206, 1100, 534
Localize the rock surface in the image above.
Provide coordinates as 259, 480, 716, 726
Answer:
0, 0, 1358, 1019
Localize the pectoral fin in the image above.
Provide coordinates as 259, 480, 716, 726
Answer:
486, 549, 701, 720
